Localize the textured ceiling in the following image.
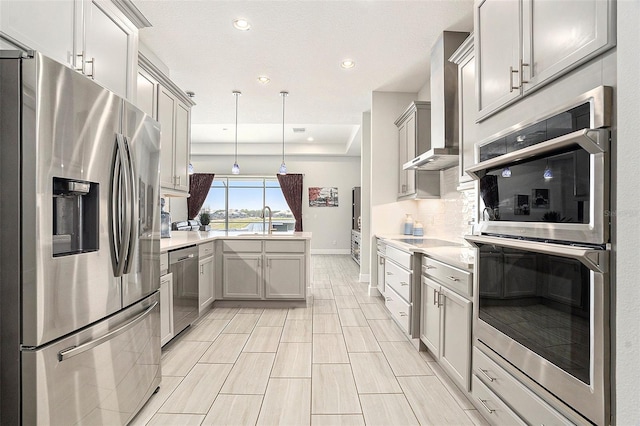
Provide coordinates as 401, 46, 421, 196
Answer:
135, 0, 474, 156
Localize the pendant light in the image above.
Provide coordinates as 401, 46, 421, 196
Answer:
278, 91, 289, 175
501, 167, 512, 178
543, 160, 553, 180
231, 91, 241, 175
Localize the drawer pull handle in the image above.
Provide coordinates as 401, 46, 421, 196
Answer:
477, 398, 495, 414
447, 276, 460, 282
424, 265, 436, 269
433, 289, 438, 305
478, 368, 495, 382
400, 281, 408, 286
399, 312, 408, 317
386, 272, 393, 275
386, 297, 392, 302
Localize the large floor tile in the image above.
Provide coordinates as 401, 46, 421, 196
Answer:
147, 413, 205, 425
311, 364, 361, 415
334, 295, 360, 309
257, 378, 311, 425
398, 376, 474, 425
159, 363, 232, 414
331, 286, 354, 296
200, 333, 249, 364
465, 408, 492, 426
311, 415, 365, 426
313, 334, 349, 364
359, 303, 390, 320
428, 361, 475, 410
342, 327, 381, 352
359, 393, 419, 426
243, 326, 282, 352
238, 307, 264, 314
287, 306, 313, 320
256, 309, 288, 327
379, 341, 433, 376
313, 314, 342, 334
313, 288, 335, 299
354, 291, 384, 305
220, 352, 275, 394
202, 395, 263, 426
313, 299, 338, 314
272, 342, 312, 377
204, 307, 239, 320
181, 319, 229, 342
281, 319, 313, 342
349, 352, 402, 394
222, 313, 261, 333
161, 341, 211, 376
337, 309, 369, 327
367, 319, 408, 342
129, 376, 183, 425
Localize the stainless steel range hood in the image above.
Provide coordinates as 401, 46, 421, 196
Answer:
404, 31, 469, 171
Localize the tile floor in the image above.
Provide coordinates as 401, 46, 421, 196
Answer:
131, 255, 489, 426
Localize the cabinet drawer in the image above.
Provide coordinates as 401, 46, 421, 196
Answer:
222, 240, 263, 253
386, 245, 411, 269
423, 256, 472, 298
385, 260, 411, 302
199, 242, 214, 258
472, 376, 526, 426
385, 286, 410, 334
160, 253, 169, 274
264, 239, 305, 253
473, 347, 572, 425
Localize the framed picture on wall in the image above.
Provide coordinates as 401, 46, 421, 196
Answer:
309, 187, 338, 207
514, 194, 530, 215
532, 188, 550, 209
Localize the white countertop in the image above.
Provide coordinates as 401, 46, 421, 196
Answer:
161, 231, 312, 252
377, 235, 475, 271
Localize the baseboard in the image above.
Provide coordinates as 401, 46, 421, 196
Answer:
310, 249, 351, 255
359, 273, 370, 283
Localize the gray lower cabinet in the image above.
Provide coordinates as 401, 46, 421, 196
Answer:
264, 254, 305, 299
198, 255, 214, 312
222, 254, 263, 299
160, 272, 173, 347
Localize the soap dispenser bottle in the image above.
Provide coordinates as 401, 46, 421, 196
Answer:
404, 214, 414, 235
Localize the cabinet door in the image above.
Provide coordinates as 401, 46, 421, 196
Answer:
222, 254, 262, 299
459, 51, 476, 185
83, 0, 136, 99
475, 0, 521, 120
420, 278, 441, 357
0, 0, 76, 68
158, 87, 176, 189
265, 254, 305, 299
404, 114, 416, 195
160, 273, 173, 346
522, 0, 614, 93
173, 102, 191, 192
398, 122, 408, 196
137, 69, 158, 118
198, 256, 214, 313
440, 287, 472, 391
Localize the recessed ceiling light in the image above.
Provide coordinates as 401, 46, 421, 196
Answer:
233, 18, 251, 31
340, 59, 355, 69
257, 76, 270, 84
307, 137, 314, 142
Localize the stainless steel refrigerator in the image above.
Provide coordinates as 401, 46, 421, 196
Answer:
0, 51, 162, 425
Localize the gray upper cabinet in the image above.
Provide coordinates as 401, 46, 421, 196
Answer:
449, 34, 476, 188
475, 0, 615, 121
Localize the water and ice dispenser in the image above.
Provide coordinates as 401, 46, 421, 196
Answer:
52, 177, 99, 256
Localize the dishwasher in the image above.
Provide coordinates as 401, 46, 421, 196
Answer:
168, 245, 199, 336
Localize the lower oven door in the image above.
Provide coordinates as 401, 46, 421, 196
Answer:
465, 235, 609, 425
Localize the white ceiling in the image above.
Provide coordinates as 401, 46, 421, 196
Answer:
134, 0, 474, 157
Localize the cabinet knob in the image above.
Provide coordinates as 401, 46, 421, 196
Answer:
399, 312, 408, 317
400, 282, 408, 286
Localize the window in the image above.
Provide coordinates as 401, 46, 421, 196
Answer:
199, 177, 294, 233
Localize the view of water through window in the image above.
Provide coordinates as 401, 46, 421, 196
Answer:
199, 177, 294, 232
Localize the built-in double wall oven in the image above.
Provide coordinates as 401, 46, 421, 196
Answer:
465, 86, 612, 425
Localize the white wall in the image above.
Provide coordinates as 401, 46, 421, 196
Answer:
614, 1, 640, 422
188, 155, 361, 253
360, 111, 372, 281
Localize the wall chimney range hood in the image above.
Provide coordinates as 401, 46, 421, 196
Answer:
404, 31, 469, 171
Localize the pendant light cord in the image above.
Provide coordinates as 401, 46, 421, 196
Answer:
234, 92, 239, 162
282, 93, 286, 161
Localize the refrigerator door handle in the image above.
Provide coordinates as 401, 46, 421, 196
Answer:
57, 301, 158, 362
111, 136, 124, 275
113, 134, 132, 277
122, 136, 137, 274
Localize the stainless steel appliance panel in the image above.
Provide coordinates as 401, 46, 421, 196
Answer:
168, 245, 199, 336
21, 53, 123, 347
21, 292, 161, 425
121, 102, 161, 307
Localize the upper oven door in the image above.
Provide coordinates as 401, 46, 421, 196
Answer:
467, 128, 609, 245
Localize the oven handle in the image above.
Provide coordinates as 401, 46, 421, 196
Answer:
465, 128, 609, 180
465, 234, 608, 273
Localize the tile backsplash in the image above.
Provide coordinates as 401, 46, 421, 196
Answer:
416, 167, 476, 245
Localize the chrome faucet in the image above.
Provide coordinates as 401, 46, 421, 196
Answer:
261, 205, 273, 234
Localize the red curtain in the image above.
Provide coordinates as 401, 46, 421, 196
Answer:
187, 173, 215, 219
277, 173, 304, 232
